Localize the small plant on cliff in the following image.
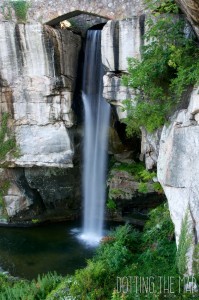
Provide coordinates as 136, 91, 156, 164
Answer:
144, 0, 179, 13
10, 0, 29, 23
0, 113, 16, 161
111, 162, 163, 194
138, 182, 148, 193
122, 1, 199, 135
1, 3, 12, 20
0, 180, 10, 218
107, 198, 117, 211
176, 211, 192, 275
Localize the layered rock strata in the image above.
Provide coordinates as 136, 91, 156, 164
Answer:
0, 22, 81, 221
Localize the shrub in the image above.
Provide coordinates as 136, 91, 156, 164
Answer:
0, 272, 63, 299
144, 0, 179, 13
10, 0, 29, 22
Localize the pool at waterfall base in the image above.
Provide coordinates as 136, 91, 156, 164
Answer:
0, 222, 95, 280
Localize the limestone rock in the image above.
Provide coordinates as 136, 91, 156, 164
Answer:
1, 166, 81, 220
101, 18, 141, 72
157, 86, 199, 274
101, 21, 118, 71
0, 22, 82, 222
0, 22, 81, 168
0, 0, 144, 24
141, 127, 162, 170
4, 183, 32, 217
103, 72, 135, 120
14, 123, 73, 168
25, 167, 81, 210
108, 164, 155, 200
108, 127, 126, 154
108, 169, 139, 200
175, 0, 199, 38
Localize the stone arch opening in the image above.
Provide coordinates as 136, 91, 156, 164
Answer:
89, 23, 106, 30
46, 10, 109, 29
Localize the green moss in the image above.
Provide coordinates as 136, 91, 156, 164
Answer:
106, 198, 117, 211
0, 180, 10, 219
153, 181, 164, 193
0, 113, 16, 162
138, 182, 148, 193
31, 218, 39, 224
10, 0, 29, 23
113, 161, 145, 177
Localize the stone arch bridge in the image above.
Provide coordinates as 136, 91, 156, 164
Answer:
0, 0, 143, 24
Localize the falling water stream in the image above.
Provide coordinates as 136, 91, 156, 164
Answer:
81, 29, 110, 244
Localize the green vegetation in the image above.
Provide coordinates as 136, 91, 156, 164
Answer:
112, 161, 145, 178
122, 0, 199, 135
1, 203, 198, 299
31, 218, 40, 224
1, 0, 30, 22
0, 272, 62, 299
193, 243, 199, 275
106, 198, 117, 211
138, 181, 148, 193
176, 211, 192, 275
1, 3, 12, 20
52, 203, 179, 299
109, 188, 123, 198
0, 180, 10, 219
10, 0, 29, 22
109, 161, 163, 196
144, 0, 179, 13
0, 113, 16, 161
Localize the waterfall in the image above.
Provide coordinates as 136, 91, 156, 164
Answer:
81, 29, 110, 244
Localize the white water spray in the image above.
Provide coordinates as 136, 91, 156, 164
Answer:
81, 30, 110, 244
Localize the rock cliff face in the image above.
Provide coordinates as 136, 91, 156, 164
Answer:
0, 23, 81, 168
176, 0, 199, 38
0, 3, 198, 277
102, 18, 141, 121
101, 2, 199, 274
101, 15, 165, 226
0, 22, 82, 222
158, 87, 199, 274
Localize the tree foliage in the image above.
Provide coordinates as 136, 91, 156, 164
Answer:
122, 1, 199, 135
